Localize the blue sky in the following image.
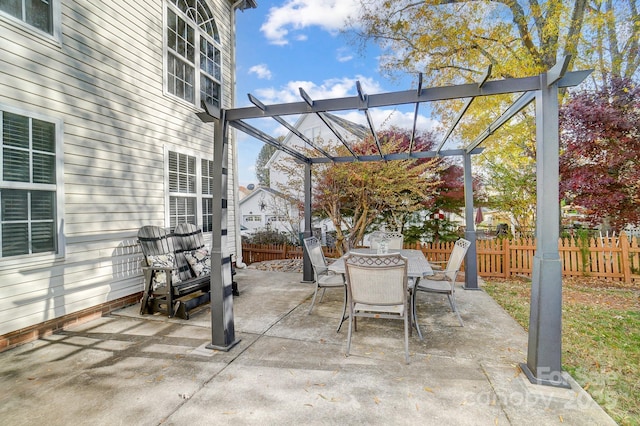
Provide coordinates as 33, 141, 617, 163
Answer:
233, 1, 436, 187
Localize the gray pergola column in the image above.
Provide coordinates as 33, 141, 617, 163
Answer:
206, 109, 240, 351
519, 72, 569, 388
302, 162, 314, 282
462, 152, 479, 290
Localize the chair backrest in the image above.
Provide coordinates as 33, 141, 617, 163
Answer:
368, 231, 385, 249
174, 223, 206, 252
138, 226, 174, 258
303, 236, 328, 274
173, 223, 206, 280
444, 238, 471, 281
383, 232, 404, 250
344, 253, 408, 306
137, 224, 199, 281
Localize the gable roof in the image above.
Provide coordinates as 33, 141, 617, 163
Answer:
238, 186, 292, 206
266, 112, 368, 168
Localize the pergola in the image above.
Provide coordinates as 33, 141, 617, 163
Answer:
198, 56, 591, 388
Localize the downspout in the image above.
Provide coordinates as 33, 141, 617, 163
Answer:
230, 0, 248, 268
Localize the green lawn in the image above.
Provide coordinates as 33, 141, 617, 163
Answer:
483, 277, 640, 426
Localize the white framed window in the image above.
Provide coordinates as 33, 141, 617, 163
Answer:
303, 126, 322, 142
266, 215, 287, 223
166, 149, 214, 231
244, 215, 261, 223
201, 158, 213, 232
0, 0, 61, 39
164, 0, 222, 109
0, 107, 64, 258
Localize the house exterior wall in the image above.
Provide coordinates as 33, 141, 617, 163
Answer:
268, 114, 328, 192
260, 114, 360, 240
239, 188, 301, 239
0, 0, 242, 338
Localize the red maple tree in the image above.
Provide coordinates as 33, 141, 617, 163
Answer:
559, 78, 640, 232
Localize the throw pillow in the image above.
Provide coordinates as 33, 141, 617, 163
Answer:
146, 253, 181, 290
184, 248, 211, 277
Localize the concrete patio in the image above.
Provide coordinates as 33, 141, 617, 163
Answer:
0, 268, 615, 425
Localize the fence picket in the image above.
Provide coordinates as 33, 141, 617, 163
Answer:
242, 232, 638, 283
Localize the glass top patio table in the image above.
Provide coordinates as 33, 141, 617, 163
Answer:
328, 248, 434, 340
328, 248, 434, 278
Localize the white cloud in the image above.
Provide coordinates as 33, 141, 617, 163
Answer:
253, 75, 385, 105
248, 64, 272, 80
261, 0, 361, 45
336, 47, 353, 63
339, 109, 440, 134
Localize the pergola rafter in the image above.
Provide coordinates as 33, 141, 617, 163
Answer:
437, 64, 492, 154
199, 56, 592, 390
223, 67, 591, 164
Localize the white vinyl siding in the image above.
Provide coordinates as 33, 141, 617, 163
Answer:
0, 0, 237, 337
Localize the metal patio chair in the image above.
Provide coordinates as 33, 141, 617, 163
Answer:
412, 238, 470, 328
344, 252, 411, 363
303, 236, 346, 317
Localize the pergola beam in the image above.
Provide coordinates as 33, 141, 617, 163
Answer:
225, 72, 588, 122
305, 148, 484, 164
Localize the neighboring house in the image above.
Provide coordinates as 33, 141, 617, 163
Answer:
238, 186, 300, 239
0, 0, 256, 348
267, 113, 367, 191
240, 113, 367, 243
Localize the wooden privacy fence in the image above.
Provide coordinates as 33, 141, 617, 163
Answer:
242, 233, 640, 283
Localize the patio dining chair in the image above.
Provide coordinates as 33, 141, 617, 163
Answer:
369, 231, 403, 250
303, 236, 346, 316
413, 238, 470, 328
368, 231, 385, 249
344, 252, 411, 363
383, 232, 404, 250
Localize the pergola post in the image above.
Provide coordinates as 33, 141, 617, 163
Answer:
302, 162, 314, 282
206, 109, 240, 351
462, 153, 479, 290
520, 72, 568, 387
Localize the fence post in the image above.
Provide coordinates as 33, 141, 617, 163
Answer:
503, 238, 510, 278
620, 232, 631, 283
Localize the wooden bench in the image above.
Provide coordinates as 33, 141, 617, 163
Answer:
137, 223, 212, 319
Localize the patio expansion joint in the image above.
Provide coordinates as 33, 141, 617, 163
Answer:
162, 299, 307, 423
478, 360, 515, 424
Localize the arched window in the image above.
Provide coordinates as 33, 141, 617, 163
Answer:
165, 0, 221, 108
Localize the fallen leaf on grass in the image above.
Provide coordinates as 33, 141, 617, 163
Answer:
374, 396, 381, 404
423, 386, 434, 393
